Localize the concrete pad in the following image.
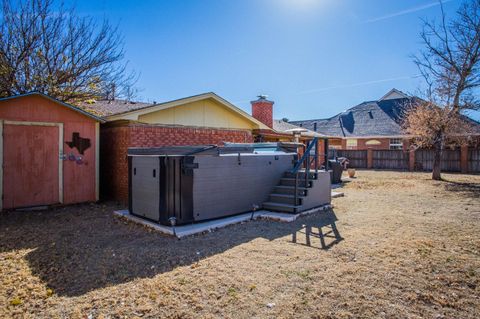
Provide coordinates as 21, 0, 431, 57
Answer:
113, 203, 332, 238
256, 211, 297, 222
331, 191, 344, 198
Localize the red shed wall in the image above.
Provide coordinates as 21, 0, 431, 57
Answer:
101, 123, 254, 203
0, 95, 98, 206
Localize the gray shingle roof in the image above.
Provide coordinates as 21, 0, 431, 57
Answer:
290, 97, 415, 137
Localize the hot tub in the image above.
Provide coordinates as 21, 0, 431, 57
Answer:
128, 144, 298, 226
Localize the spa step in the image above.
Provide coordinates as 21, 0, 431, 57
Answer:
262, 202, 302, 213
273, 185, 309, 196
269, 193, 304, 205
283, 171, 318, 179
279, 178, 312, 188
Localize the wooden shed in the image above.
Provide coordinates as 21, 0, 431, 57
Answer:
0, 92, 104, 210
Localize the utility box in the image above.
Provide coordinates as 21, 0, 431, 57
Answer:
128, 145, 297, 226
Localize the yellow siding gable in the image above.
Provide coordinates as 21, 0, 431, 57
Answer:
138, 98, 257, 130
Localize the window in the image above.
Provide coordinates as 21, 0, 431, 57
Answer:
365, 139, 381, 146
346, 139, 357, 149
389, 138, 403, 150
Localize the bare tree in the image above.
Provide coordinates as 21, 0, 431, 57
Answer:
0, 0, 136, 103
406, 0, 480, 180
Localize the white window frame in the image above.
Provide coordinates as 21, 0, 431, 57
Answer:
389, 138, 403, 150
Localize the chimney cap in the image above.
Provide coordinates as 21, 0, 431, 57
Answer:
251, 94, 274, 104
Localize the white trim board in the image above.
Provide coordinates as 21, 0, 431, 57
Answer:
95, 122, 100, 201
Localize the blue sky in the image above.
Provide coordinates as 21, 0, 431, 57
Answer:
71, 0, 479, 121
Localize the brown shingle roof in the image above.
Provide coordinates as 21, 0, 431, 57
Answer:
79, 99, 153, 117
272, 119, 327, 138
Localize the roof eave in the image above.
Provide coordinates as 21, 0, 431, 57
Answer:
103, 92, 270, 129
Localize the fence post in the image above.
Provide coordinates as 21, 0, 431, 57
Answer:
460, 145, 468, 173
367, 148, 373, 169
409, 149, 415, 171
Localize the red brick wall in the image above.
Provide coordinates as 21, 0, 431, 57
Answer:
101, 124, 254, 203
356, 138, 391, 150
251, 100, 273, 128
100, 126, 131, 201
338, 138, 409, 150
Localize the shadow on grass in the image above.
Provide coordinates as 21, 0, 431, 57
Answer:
291, 210, 343, 250
443, 179, 480, 197
0, 202, 342, 297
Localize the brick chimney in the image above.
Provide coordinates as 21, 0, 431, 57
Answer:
251, 95, 274, 128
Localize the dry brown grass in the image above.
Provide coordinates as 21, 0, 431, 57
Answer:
1, 170, 479, 318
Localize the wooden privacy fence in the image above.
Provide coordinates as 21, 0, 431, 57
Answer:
415, 149, 461, 172
329, 147, 480, 173
333, 150, 367, 168
469, 148, 480, 172
372, 150, 409, 170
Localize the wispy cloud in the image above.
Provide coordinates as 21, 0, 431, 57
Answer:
298, 74, 421, 95
365, 0, 454, 23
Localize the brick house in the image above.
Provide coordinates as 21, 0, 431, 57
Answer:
290, 88, 480, 173
94, 92, 321, 202
291, 88, 480, 150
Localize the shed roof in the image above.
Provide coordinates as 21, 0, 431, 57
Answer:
0, 92, 105, 123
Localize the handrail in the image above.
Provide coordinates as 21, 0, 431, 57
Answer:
291, 137, 320, 212
290, 137, 318, 173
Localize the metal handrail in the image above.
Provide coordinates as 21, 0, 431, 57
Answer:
290, 137, 318, 173
291, 137, 319, 210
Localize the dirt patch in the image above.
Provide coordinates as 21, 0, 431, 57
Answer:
1, 171, 479, 318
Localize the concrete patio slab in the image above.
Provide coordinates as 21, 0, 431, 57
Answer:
114, 204, 332, 238
331, 191, 344, 198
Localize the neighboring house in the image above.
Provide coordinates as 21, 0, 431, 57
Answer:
290, 89, 417, 150
91, 93, 322, 203
0, 92, 104, 210
290, 88, 480, 173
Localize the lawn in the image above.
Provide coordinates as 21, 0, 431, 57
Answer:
1, 171, 479, 318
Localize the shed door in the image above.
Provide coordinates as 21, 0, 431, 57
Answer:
3, 123, 60, 209
131, 157, 160, 221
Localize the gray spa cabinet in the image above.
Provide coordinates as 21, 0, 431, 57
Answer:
128, 146, 331, 226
